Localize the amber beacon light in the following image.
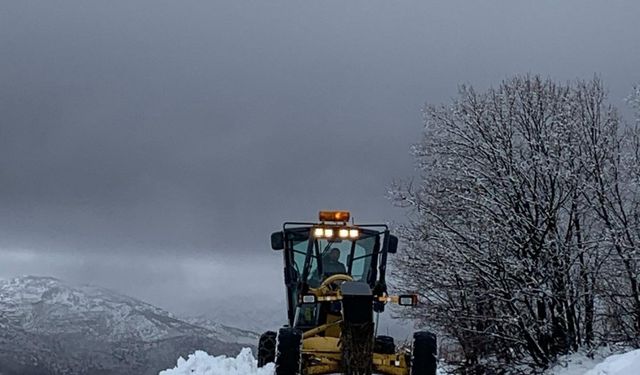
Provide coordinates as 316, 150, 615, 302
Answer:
319, 210, 350, 222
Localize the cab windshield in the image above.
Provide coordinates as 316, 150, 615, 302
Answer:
285, 228, 379, 287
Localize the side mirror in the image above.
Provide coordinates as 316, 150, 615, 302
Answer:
388, 235, 398, 254
271, 231, 284, 250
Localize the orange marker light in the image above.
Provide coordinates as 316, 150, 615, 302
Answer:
319, 211, 350, 222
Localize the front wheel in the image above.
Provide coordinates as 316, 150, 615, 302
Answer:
411, 331, 437, 375
258, 331, 276, 367
275, 327, 303, 375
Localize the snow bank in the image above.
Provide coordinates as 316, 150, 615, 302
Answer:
159, 348, 275, 375
583, 349, 640, 375
159, 346, 640, 375
160, 348, 452, 375
548, 351, 605, 375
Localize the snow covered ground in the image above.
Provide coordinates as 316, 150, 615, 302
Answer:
545, 348, 640, 375
581, 350, 640, 375
160, 347, 640, 375
160, 348, 449, 375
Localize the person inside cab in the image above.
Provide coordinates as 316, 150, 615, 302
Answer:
323, 247, 346, 275
307, 247, 348, 288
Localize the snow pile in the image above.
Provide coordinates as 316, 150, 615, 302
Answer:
548, 352, 601, 375
583, 349, 640, 375
159, 347, 640, 375
547, 348, 640, 375
159, 348, 451, 375
159, 348, 275, 375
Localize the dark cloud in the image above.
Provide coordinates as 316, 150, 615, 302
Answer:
1, 1, 639, 320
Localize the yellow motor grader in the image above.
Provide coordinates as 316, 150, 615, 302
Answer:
258, 211, 437, 375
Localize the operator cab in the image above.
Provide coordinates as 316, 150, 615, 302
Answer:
271, 211, 398, 331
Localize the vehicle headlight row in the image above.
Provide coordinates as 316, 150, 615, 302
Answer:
313, 227, 359, 238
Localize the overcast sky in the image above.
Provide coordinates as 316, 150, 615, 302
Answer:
1, 1, 639, 326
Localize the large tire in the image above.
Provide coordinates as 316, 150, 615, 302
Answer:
275, 327, 303, 375
258, 331, 277, 367
374, 335, 396, 354
411, 331, 437, 375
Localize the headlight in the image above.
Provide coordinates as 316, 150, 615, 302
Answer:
301, 295, 317, 304
398, 295, 418, 306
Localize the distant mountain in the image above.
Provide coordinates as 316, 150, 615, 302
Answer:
182, 316, 259, 346
201, 296, 287, 333
0, 276, 254, 375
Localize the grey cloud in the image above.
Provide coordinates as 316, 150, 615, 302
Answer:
1, 0, 639, 319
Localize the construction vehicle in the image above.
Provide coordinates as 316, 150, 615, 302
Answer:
258, 211, 437, 375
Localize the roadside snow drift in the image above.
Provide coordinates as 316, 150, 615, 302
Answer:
584, 349, 640, 375
160, 347, 640, 375
159, 348, 274, 375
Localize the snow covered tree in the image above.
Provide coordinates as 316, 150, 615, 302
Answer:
594, 85, 640, 344
390, 76, 633, 372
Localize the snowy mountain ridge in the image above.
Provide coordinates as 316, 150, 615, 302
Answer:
0, 275, 256, 375
183, 316, 260, 346
1, 275, 178, 342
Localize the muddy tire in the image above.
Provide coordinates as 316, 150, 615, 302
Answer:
374, 335, 396, 354
258, 330, 277, 367
275, 327, 303, 375
411, 331, 437, 375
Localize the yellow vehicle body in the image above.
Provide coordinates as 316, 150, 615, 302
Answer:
264, 212, 435, 375
302, 335, 409, 375
289, 273, 411, 375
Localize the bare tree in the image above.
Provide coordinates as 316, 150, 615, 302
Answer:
390, 76, 630, 373
592, 85, 640, 344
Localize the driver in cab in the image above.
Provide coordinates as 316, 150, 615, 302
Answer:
323, 247, 346, 275
307, 248, 347, 288
319, 247, 347, 323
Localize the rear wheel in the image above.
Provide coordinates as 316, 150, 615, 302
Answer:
258, 331, 276, 367
374, 335, 395, 354
411, 331, 437, 375
275, 327, 303, 375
